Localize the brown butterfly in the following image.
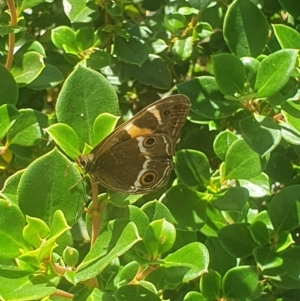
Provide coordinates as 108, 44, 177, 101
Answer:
76, 94, 191, 194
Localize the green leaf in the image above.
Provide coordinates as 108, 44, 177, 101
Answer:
62, 0, 99, 22
92, 113, 119, 147
188, 0, 211, 10
253, 247, 283, 271
86, 50, 111, 69
14, 40, 46, 60
151, 39, 168, 54
240, 114, 282, 156
223, 0, 268, 57
18, 148, 85, 226
115, 261, 139, 285
212, 53, 245, 96
0, 104, 19, 140
173, 36, 193, 60
183, 291, 206, 301
27, 64, 64, 90
281, 100, 300, 134
0, 64, 18, 105
0, 272, 56, 301
177, 76, 239, 119
38, 210, 71, 261
75, 27, 95, 51
115, 36, 151, 66
264, 153, 293, 184
238, 172, 270, 198
248, 221, 270, 246
274, 231, 294, 252
0, 200, 29, 259
141, 201, 174, 225
280, 122, 300, 145
200, 269, 221, 300
278, 0, 300, 20
255, 49, 298, 98
0, 24, 25, 36
218, 223, 258, 257
281, 247, 300, 280
224, 139, 264, 180
144, 219, 176, 257
164, 13, 186, 33
273, 24, 300, 49
122, 55, 172, 89
16, 0, 46, 12
240, 56, 260, 89
0, 170, 23, 204
63, 246, 79, 267
205, 237, 236, 276
223, 266, 258, 298
75, 219, 141, 283
162, 242, 209, 284
11, 51, 45, 87
175, 149, 210, 188
269, 185, 300, 234
115, 284, 161, 301
7, 109, 48, 147
213, 130, 238, 161
211, 187, 249, 212
23, 216, 50, 248
56, 65, 119, 147
162, 185, 207, 231
51, 26, 77, 51
45, 123, 81, 159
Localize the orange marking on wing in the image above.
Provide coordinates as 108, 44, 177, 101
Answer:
124, 124, 152, 137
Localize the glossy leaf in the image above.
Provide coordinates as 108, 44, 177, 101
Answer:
238, 173, 270, 198
11, 52, 45, 86
121, 55, 172, 89
224, 139, 264, 180
218, 223, 258, 258
224, 0, 268, 57
56, 65, 119, 148
17, 148, 85, 226
175, 149, 210, 188
115, 36, 151, 66
0, 200, 28, 259
177, 76, 239, 119
255, 49, 298, 98
211, 187, 249, 212
162, 242, 209, 284
240, 114, 281, 156
62, 0, 99, 22
0, 104, 19, 140
200, 269, 221, 300
162, 185, 207, 231
212, 53, 245, 96
0, 64, 18, 105
273, 24, 300, 49
269, 185, 300, 234
213, 130, 238, 161
75, 219, 141, 283
223, 266, 258, 298
45, 123, 81, 159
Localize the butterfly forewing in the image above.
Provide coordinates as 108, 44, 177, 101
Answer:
77, 94, 191, 194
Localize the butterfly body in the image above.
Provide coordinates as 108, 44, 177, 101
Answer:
76, 95, 190, 194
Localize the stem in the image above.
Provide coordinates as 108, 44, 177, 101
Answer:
6, 0, 18, 70
52, 289, 73, 299
90, 179, 100, 246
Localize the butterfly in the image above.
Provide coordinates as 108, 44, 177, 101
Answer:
76, 94, 191, 194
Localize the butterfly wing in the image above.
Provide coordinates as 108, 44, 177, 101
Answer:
77, 94, 191, 193
91, 94, 191, 154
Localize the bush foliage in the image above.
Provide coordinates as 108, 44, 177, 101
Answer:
0, 0, 300, 300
